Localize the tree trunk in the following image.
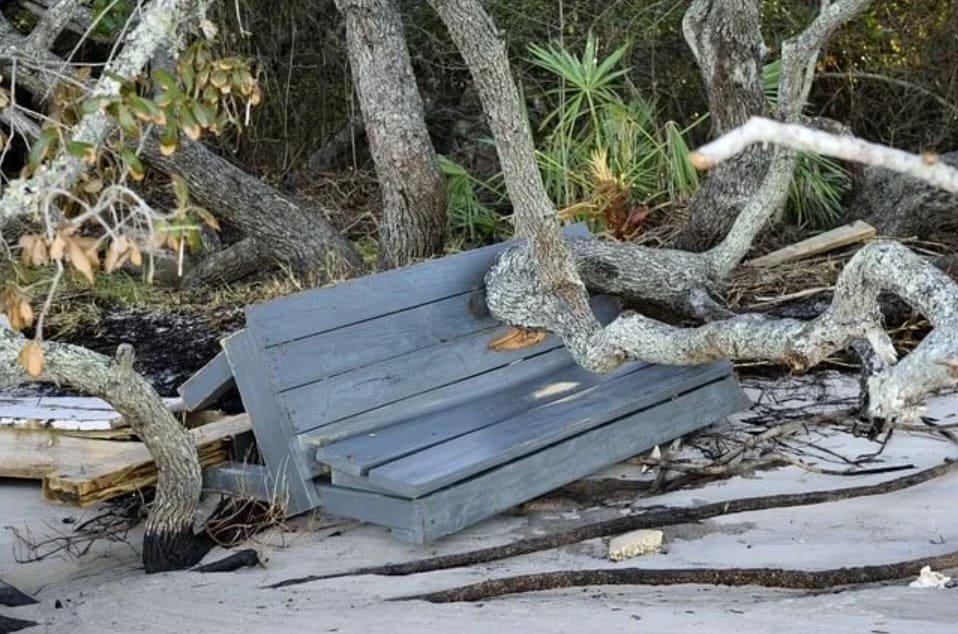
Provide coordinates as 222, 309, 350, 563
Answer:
140, 136, 363, 286
0, 331, 211, 572
847, 151, 958, 238
675, 0, 771, 251
335, 0, 447, 268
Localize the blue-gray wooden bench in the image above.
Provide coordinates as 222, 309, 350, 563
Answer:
182, 225, 749, 543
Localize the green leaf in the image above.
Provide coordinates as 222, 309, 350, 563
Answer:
120, 148, 144, 180
171, 175, 190, 209
65, 140, 95, 161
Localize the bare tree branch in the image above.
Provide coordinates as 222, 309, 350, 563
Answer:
692, 117, 958, 193
0, 0, 206, 229
26, 0, 84, 50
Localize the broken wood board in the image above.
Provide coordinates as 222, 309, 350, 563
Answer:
746, 221, 876, 268
0, 414, 251, 505
0, 396, 185, 431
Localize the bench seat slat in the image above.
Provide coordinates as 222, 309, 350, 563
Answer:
367, 360, 731, 498
278, 295, 620, 433
316, 359, 647, 476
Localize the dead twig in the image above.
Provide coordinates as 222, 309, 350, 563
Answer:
398, 552, 958, 602
267, 458, 958, 588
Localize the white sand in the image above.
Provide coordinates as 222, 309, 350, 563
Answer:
2, 377, 957, 633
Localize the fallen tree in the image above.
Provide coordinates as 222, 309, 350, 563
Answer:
421, 0, 958, 422
0, 0, 219, 572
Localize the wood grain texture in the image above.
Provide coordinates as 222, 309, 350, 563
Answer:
39, 415, 251, 506
178, 350, 234, 411
316, 358, 646, 476
245, 224, 589, 348
367, 361, 732, 497
280, 295, 620, 434
746, 220, 876, 267
406, 376, 748, 542
223, 331, 320, 516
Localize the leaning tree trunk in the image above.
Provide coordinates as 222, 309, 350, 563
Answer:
140, 137, 363, 286
335, 0, 447, 268
674, 0, 773, 251
0, 0, 212, 572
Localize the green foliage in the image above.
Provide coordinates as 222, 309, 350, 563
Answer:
528, 33, 701, 231
439, 155, 510, 246
762, 59, 852, 229
91, 0, 134, 37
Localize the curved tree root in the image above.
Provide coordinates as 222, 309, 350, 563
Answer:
398, 552, 958, 603
266, 459, 957, 588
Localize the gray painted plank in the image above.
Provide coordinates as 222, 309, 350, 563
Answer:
302, 346, 580, 445
203, 463, 273, 501
279, 295, 621, 433
316, 359, 648, 476
368, 361, 733, 498
178, 350, 234, 411
315, 483, 416, 531
223, 331, 319, 516
266, 290, 496, 392
247, 224, 590, 348
331, 470, 403, 495
406, 376, 750, 543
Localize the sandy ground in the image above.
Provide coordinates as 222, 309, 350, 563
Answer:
2, 378, 958, 633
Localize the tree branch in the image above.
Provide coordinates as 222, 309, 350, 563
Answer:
26, 0, 84, 50
692, 117, 958, 193
0, 0, 206, 229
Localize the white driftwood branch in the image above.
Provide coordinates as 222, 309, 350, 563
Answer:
26, 0, 85, 50
0, 0, 204, 229
691, 116, 958, 193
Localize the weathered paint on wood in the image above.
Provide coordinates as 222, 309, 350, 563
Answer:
222, 331, 319, 516
367, 361, 731, 498
203, 462, 273, 502
314, 377, 748, 543
279, 295, 620, 434
316, 358, 646, 476
245, 225, 590, 348
178, 351, 234, 411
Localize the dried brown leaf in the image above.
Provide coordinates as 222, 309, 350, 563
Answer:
488, 327, 547, 351
18, 341, 44, 377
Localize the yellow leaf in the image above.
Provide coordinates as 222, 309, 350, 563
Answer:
488, 327, 547, 351
104, 236, 126, 273
49, 234, 66, 260
67, 239, 94, 284
30, 238, 49, 266
82, 178, 103, 194
159, 140, 177, 156
128, 242, 142, 267
18, 300, 33, 328
18, 341, 44, 377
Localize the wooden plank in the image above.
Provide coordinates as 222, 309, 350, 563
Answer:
331, 469, 403, 495
40, 415, 252, 506
405, 376, 749, 543
746, 220, 876, 267
266, 290, 496, 392
315, 483, 417, 531
303, 346, 581, 446
178, 350, 235, 411
0, 396, 181, 431
246, 224, 590, 348
368, 361, 732, 498
316, 359, 646, 476
223, 331, 320, 516
281, 294, 621, 434
203, 463, 273, 501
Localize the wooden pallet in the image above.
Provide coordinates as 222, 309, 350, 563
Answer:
181, 226, 749, 542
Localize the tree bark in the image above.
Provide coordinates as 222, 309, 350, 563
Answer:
674, 0, 770, 251
0, 331, 211, 572
847, 151, 958, 238
140, 136, 363, 285
335, 0, 447, 268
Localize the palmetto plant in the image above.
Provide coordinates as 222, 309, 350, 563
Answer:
528, 33, 700, 235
